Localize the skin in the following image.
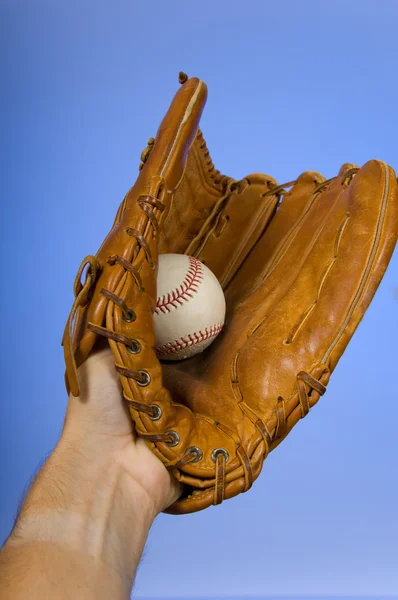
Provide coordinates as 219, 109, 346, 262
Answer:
0, 343, 183, 599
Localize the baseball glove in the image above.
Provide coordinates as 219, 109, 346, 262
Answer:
63, 72, 398, 514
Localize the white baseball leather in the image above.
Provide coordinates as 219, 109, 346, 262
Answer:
153, 253, 226, 360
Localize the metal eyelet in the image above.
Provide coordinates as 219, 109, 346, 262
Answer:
137, 370, 151, 387
123, 309, 136, 323
127, 340, 141, 354
185, 446, 203, 463
149, 260, 157, 270
165, 430, 180, 447
149, 404, 162, 421
211, 448, 229, 463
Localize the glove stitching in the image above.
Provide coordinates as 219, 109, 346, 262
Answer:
283, 211, 351, 345
322, 164, 388, 363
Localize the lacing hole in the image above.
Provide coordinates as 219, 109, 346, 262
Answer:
149, 404, 162, 420
149, 260, 156, 270
211, 448, 229, 463
137, 370, 151, 387
185, 446, 203, 463
127, 340, 141, 354
283, 339, 291, 345
123, 309, 136, 323
165, 430, 180, 447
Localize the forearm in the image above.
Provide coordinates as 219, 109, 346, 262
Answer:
0, 438, 156, 599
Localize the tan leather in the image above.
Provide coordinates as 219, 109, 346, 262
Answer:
63, 73, 398, 514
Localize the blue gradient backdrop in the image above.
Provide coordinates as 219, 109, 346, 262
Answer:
1, 1, 397, 598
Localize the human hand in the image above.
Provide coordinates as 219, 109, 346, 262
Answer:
61, 340, 184, 516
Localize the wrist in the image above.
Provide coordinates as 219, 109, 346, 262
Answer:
59, 406, 182, 515
8, 438, 156, 584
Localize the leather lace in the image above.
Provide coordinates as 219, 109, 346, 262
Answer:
67, 195, 163, 405
86, 194, 164, 396
262, 166, 360, 200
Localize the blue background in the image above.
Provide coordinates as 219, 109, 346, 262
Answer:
1, 1, 397, 598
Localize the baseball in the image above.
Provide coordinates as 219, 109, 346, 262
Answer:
153, 253, 226, 360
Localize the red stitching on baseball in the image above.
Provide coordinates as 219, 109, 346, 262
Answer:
154, 256, 204, 315
155, 322, 223, 356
